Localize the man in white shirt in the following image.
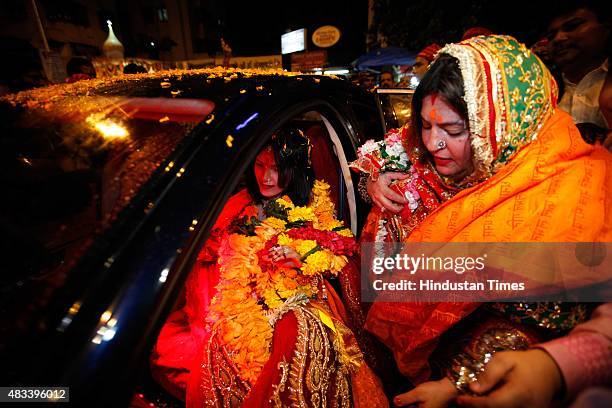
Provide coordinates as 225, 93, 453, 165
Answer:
547, 1, 611, 142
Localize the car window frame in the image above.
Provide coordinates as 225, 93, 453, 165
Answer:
375, 88, 415, 133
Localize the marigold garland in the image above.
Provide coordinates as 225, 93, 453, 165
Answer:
207, 180, 356, 384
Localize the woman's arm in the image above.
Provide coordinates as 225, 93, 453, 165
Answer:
457, 304, 612, 407
536, 303, 612, 399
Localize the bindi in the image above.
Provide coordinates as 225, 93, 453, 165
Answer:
429, 107, 438, 122
427, 94, 442, 122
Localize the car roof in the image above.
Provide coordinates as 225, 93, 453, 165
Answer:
1, 67, 350, 111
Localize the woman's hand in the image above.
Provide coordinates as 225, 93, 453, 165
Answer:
394, 378, 458, 408
456, 349, 562, 408
366, 172, 410, 213
268, 245, 301, 267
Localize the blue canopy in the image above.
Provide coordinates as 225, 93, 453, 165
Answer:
352, 46, 416, 70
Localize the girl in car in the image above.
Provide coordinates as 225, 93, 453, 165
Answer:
151, 127, 387, 407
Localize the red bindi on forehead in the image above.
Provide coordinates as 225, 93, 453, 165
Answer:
428, 104, 444, 124
426, 94, 444, 122
426, 94, 462, 124
429, 107, 438, 122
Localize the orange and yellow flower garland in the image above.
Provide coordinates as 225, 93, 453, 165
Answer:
206, 180, 356, 384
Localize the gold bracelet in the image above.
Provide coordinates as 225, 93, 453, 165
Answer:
446, 354, 489, 393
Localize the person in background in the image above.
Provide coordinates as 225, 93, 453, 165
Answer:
546, 0, 611, 146
531, 37, 552, 64
221, 37, 232, 68
65, 57, 96, 83
358, 71, 376, 92
380, 71, 395, 88
411, 44, 442, 81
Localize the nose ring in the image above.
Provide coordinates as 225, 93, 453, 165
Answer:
436, 139, 446, 149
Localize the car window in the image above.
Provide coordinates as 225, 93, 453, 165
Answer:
351, 102, 384, 142
375, 89, 415, 132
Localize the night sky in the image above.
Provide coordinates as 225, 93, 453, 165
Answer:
217, 0, 369, 66
213, 0, 567, 65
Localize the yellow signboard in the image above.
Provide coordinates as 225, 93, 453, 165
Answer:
312, 26, 341, 48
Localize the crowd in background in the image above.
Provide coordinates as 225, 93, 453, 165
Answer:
354, 1, 611, 149
2, 1, 610, 147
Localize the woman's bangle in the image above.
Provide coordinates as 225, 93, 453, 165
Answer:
444, 325, 531, 393
446, 353, 491, 393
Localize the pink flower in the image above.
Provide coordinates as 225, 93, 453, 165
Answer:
384, 129, 402, 145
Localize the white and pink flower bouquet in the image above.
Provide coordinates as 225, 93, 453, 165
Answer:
349, 127, 410, 178
350, 128, 422, 214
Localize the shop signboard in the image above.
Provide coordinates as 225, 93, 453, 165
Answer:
281, 29, 307, 54
312, 26, 341, 48
290, 50, 327, 71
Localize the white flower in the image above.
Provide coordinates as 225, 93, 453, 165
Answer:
405, 190, 420, 212
385, 141, 405, 157
358, 139, 382, 157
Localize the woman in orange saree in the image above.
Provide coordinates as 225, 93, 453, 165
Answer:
358, 35, 611, 407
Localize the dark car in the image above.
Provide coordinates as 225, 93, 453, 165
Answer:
0, 69, 388, 406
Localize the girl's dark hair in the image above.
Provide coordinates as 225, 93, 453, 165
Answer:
246, 126, 314, 206
411, 54, 468, 150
